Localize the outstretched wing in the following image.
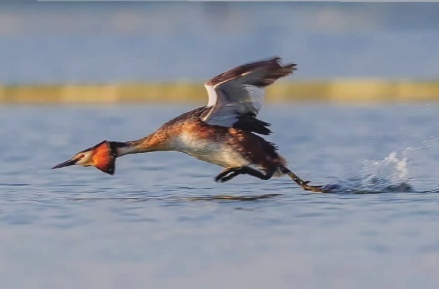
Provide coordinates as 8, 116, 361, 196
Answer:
201, 57, 296, 135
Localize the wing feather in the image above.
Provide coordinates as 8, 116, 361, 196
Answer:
201, 57, 296, 134
205, 83, 218, 107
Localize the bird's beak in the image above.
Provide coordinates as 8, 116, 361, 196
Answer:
52, 159, 77, 169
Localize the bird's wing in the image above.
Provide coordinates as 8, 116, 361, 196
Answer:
201, 57, 296, 134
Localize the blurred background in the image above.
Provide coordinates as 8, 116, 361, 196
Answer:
0, 1, 438, 101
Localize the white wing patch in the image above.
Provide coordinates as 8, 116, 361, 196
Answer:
204, 83, 218, 107
202, 101, 240, 127
200, 58, 294, 132
201, 59, 292, 129
202, 83, 265, 128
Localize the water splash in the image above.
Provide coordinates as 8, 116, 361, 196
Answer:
360, 151, 409, 191
324, 151, 413, 194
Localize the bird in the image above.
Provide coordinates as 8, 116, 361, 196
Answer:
52, 57, 323, 192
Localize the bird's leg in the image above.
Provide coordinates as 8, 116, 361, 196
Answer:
280, 166, 324, 193
215, 167, 274, 183
215, 168, 241, 183
240, 167, 274, 180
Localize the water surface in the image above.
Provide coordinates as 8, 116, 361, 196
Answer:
0, 104, 439, 289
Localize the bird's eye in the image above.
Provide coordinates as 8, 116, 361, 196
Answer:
78, 154, 85, 159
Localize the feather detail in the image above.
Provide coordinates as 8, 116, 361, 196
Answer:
201, 57, 295, 134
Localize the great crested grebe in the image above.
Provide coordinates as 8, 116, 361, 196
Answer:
53, 57, 323, 192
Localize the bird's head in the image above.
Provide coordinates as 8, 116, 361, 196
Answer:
52, 140, 118, 175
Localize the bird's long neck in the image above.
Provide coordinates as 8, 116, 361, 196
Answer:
112, 130, 170, 157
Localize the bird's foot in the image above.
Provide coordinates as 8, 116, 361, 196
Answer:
299, 180, 325, 193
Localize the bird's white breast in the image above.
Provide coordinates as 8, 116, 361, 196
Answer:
169, 132, 250, 168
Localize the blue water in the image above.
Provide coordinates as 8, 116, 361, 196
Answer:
1, 104, 439, 289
